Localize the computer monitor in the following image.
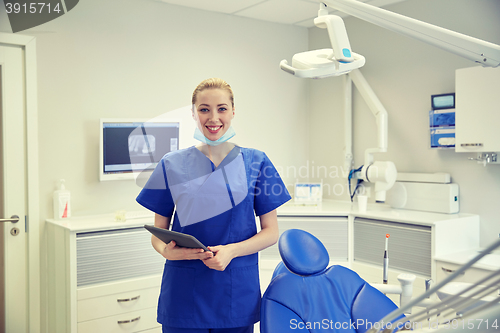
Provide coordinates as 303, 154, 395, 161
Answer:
99, 118, 180, 181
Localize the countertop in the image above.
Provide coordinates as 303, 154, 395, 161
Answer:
47, 200, 479, 232
278, 200, 478, 226
435, 248, 500, 271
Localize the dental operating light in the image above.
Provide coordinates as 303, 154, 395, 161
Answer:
280, 1, 500, 202
280, 4, 365, 78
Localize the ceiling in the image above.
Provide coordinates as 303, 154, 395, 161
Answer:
152, 0, 406, 27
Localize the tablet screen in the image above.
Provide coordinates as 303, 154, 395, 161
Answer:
144, 225, 210, 252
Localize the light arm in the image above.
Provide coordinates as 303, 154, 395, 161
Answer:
314, 13, 354, 62
348, 68, 388, 166
279, 3, 365, 78
322, 0, 500, 67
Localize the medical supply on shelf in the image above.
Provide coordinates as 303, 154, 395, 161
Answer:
294, 183, 322, 204
431, 93, 455, 110
53, 179, 70, 220
429, 95, 456, 149
430, 127, 456, 149
429, 109, 455, 127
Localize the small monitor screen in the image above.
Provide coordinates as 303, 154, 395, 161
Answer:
431, 93, 455, 110
100, 119, 180, 181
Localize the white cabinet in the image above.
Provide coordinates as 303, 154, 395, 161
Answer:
350, 215, 479, 299
46, 216, 164, 333
455, 66, 500, 152
435, 250, 500, 284
272, 202, 480, 300
435, 260, 492, 285
351, 214, 480, 281
77, 282, 161, 333
353, 218, 432, 277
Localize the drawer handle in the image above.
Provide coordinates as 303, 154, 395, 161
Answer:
117, 316, 141, 324
461, 143, 483, 147
441, 267, 465, 275
117, 295, 140, 303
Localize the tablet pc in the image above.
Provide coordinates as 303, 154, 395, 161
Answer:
144, 225, 210, 252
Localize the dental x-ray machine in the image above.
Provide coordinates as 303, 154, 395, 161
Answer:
280, 0, 500, 202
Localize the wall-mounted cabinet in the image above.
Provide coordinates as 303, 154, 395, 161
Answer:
455, 66, 500, 153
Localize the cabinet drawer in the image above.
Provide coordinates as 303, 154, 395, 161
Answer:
140, 328, 162, 333
78, 287, 160, 322
436, 261, 495, 284
78, 307, 160, 333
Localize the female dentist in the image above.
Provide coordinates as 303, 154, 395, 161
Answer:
136, 78, 291, 333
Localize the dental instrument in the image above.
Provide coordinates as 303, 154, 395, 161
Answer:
383, 233, 390, 284
367, 237, 500, 333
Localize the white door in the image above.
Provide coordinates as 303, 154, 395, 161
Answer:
0, 42, 29, 333
0, 34, 40, 333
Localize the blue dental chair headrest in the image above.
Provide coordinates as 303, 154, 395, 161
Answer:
278, 229, 329, 275
261, 228, 406, 333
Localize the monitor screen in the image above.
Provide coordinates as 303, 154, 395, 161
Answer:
100, 119, 180, 181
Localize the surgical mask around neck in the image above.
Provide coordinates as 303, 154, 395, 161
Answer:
194, 126, 236, 146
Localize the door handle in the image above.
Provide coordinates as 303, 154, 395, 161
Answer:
441, 266, 465, 275
0, 215, 19, 223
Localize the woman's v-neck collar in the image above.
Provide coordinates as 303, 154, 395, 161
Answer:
192, 145, 240, 171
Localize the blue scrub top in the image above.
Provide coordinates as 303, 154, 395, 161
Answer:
136, 146, 291, 329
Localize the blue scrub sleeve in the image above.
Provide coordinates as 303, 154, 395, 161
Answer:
253, 153, 291, 216
136, 159, 175, 218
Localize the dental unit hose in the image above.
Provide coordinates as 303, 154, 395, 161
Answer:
348, 166, 364, 202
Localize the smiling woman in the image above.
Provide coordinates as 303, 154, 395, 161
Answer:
192, 78, 236, 146
136, 78, 292, 333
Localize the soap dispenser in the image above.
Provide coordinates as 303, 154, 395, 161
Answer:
53, 179, 71, 220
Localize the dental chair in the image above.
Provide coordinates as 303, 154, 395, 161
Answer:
260, 229, 406, 333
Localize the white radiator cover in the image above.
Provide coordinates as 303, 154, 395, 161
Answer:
354, 218, 432, 277
76, 227, 164, 286
386, 181, 459, 214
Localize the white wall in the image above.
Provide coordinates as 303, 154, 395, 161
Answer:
308, 0, 500, 246
0, 0, 310, 218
